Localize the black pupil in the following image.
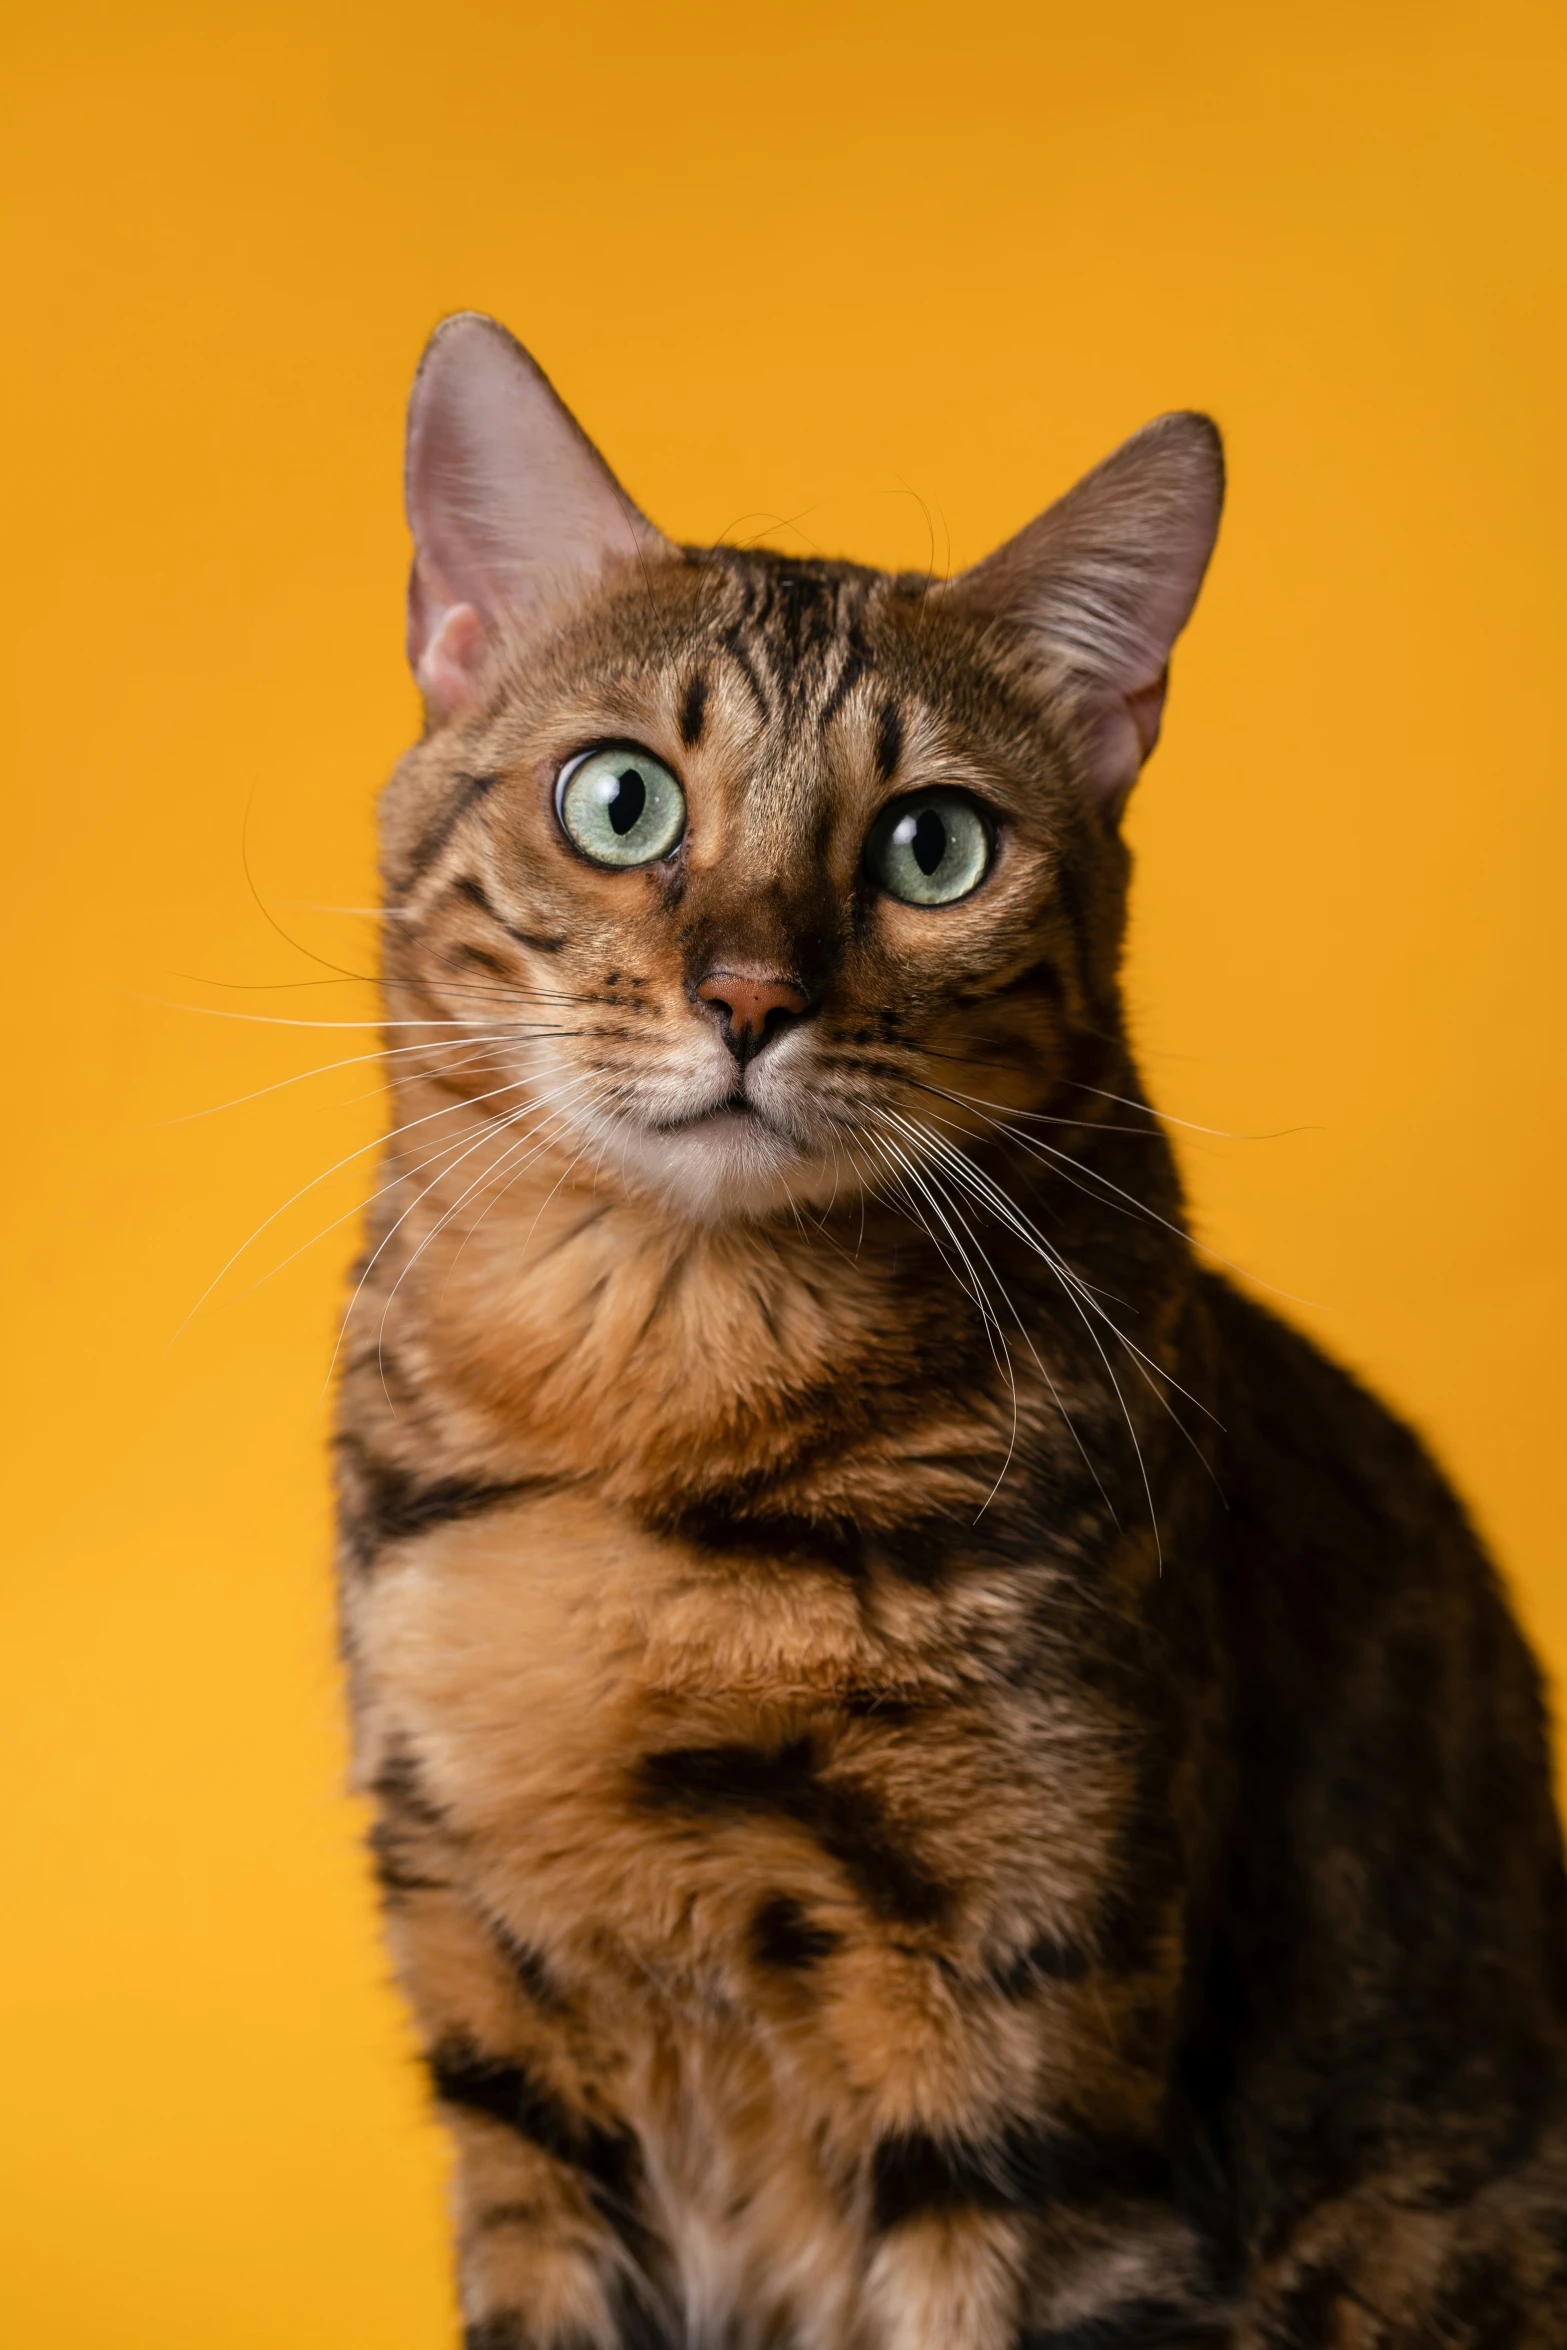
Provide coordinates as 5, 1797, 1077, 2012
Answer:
608, 767, 647, 835
912, 807, 947, 875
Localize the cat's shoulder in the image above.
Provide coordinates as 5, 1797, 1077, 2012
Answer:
1197, 1269, 1487, 1574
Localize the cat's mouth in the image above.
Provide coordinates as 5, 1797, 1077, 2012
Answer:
583, 1067, 842, 1219
654, 1089, 765, 1134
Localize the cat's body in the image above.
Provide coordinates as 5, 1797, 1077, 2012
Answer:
337, 317, 1567, 2347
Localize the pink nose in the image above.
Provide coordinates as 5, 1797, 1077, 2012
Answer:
694, 969, 809, 1063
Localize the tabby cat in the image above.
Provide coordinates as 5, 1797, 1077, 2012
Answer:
336, 313, 1567, 2348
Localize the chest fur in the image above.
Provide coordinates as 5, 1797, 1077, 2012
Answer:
339, 1275, 1198, 2344
348, 1488, 1133, 1992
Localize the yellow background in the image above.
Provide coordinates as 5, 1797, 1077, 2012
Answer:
3, 2, 1564, 2340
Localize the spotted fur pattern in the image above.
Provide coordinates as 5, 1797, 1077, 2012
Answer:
338, 332, 1567, 2348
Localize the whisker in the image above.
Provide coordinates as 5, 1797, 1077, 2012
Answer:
168, 972, 388, 993
170, 1073, 544, 1344
859, 1125, 1015, 1401
281, 903, 413, 918
859, 1128, 1001, 1355
440, 1089, 613, 1281
860, 1127, 1022, 1510
152, 1031, 533, 1126
902, 1078, 1321, 1312
236, 1078, 562, 1305
873, 1105, 1217, 1560
1068, 1080, 1317, 1145
136, 997, 599, 1030
902, 1073, 1174, 1139
370, 1114, 587, 1400
881, 1105, 1217, 1420
166, 971, 611, 1011
239, 782, 379, 986
516, 1125, 609, 1265
860, 1118, 1112, 1518
343, 1072, 608, 1398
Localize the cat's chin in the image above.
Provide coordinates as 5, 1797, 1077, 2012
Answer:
586, 1102, 847, 1225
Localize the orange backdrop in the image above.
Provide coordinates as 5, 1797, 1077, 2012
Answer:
3, 3, 1564, 2341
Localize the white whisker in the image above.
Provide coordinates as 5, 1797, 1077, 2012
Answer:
169, 1073, 543, 1345
335, 1072, 607, 1397
152, 1031, 531, 1126
866, 1127, 1022, 1506
235, 1080, 557, 1307
136, 996, 591, 1030
874, 1104, 1213, 1560
904, 1078, 1321, 1314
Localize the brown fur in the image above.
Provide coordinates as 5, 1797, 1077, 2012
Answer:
337, 323, 1567, 2348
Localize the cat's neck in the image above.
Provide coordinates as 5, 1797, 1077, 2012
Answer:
364, 1145, 901, 1494
352, 1073, 1197, 1518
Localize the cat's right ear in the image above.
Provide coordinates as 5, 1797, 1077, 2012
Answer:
404, 313, 674, 721
941, 412, 1224, 816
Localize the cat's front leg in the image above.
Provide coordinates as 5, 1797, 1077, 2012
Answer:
428, 2027, 666, 2350
789, 1938, 1230, 2350
369, 1752, 671, 2350
856, 2117, 1229, 2350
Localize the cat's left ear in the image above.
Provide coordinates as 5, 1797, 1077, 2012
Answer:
404, 312, 676, 721
943, 412, 1224, 814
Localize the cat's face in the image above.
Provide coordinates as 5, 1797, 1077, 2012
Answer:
380, 318, 1222, 1225
384, 553, 1114, 1221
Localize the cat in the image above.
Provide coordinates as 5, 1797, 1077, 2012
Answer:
335, 311, 1567, 2349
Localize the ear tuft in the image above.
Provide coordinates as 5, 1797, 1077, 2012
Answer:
413, 601, 486, 723
944, 411, 1224, 811
404, 312, 673, 718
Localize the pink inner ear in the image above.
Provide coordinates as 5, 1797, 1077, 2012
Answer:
1076, 670, 1170, 811
415, 602, 486, 720
942, 411, 1223, 813
401, 317, 678, 724
1127, 670, 1168, 761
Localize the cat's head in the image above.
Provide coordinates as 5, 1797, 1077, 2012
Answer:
379, 314, 1221, 1225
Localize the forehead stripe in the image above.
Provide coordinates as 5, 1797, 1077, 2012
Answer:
816, 646, 867, 728
719, 624, 771, 723
874, 699, 904, 783
678, 669, 709, 748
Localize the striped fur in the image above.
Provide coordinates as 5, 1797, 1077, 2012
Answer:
337, 323, 1567, 2347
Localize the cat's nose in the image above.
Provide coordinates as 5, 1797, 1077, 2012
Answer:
694, 969, 810, 1066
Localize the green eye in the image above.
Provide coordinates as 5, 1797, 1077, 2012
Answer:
556, 746, 685, 867
866, 789, 992, 906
